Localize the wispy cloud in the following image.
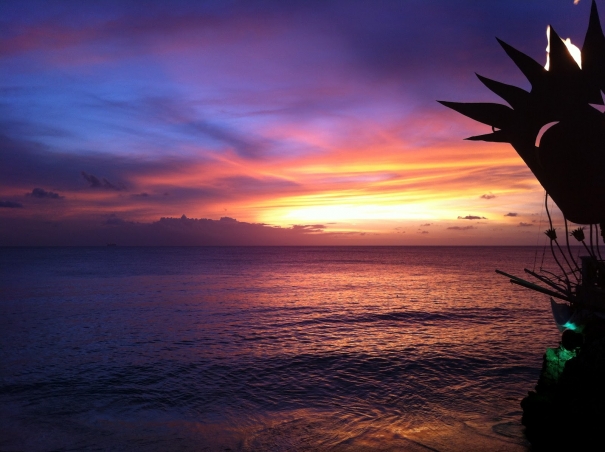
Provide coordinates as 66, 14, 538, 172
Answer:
291, 224, 326, 233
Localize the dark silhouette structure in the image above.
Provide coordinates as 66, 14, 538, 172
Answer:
440, 1, 605, 226
440, 2, 605, 448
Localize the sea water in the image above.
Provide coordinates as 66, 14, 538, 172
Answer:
0, 247, 565, 451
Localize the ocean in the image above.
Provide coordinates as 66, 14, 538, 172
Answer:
0, 246, 564, 451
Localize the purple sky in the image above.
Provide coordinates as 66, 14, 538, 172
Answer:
0, 0, 595, 245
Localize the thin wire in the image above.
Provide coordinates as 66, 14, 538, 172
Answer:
534, 190, 546, 273
597, 223, 603, 260
545, 192, 553, 231
590, 224, 595, 255
545, 193, 570, 289
564, 218, 580, 281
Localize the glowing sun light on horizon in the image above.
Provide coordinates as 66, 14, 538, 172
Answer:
259, 196, 487, 226
280, 204, 436, 223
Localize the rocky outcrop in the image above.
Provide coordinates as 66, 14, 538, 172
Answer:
522, 334, 605, 449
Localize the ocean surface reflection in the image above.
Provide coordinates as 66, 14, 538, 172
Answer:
0, 247, 562, 450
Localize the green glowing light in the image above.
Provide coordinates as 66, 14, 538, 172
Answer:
562, 321, 579, 332
543, 346, 576, 385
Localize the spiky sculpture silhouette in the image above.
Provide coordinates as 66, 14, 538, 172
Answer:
440, 1, 605, 225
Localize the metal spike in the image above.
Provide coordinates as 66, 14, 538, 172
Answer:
438, 101, 514, 129
475, 74, 529, 110
548, 26, 581, 74
582, 0, 605, 99
466, 130, 510, 143
497, 38, 546, 88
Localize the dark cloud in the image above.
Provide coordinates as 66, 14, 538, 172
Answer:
518, 222, 533, 227
447, 225, 476, 231
0, 215, 372, 246
132, 192, 149, 197
480, 193, 496, 199
27, 187, 63, 199
106, 215, 332, 245
81, 172, 126, 191
457, 215, 487, 220
421, 223, 432, 226
104, 214, 133, 226
504, 212, 518, 217
0, 200, 23, 208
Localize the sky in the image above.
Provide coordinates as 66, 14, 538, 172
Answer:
0, 0, 596, 246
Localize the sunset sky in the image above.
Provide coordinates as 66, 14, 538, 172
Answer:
0, 1, 594, 245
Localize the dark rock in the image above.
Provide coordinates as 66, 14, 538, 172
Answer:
561, 329, 583, 350
522, 336, 605, 449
